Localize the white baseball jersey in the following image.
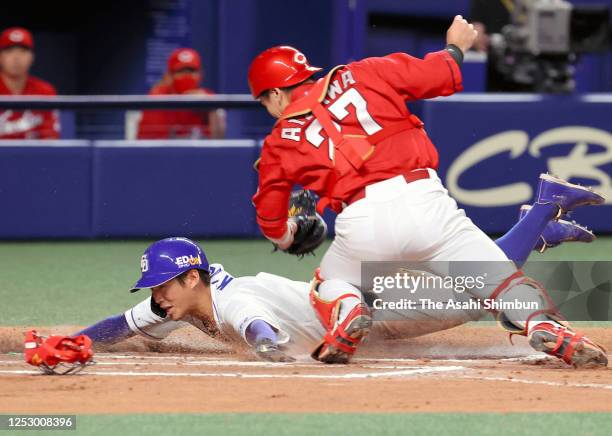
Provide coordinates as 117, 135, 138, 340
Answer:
124, 263, 326, 357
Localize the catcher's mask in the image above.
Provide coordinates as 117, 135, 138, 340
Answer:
130, 237, 209, 293
24, 330, 94, 375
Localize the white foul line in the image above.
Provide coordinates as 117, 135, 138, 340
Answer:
95, 354, 543, 362
354, 355, 546, 364
0, 359, 323, 368
0, 366, 464, 379
0, 354, 551, 370
4, 353, 545, 364
3, 366, 612, 390
450, 374, 612, 390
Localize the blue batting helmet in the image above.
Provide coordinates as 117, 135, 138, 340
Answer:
130, 237, 209, 293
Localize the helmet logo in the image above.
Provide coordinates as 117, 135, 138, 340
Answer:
140, 255, 149, 273
9, 31, 25, 43
175, 255, 202, 268
178, 50, 194, 62
293, 52, 307, 64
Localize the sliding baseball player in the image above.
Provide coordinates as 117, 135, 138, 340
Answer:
63, 193, 603, 365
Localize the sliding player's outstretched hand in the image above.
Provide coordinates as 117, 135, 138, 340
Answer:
255, 338, 296, 362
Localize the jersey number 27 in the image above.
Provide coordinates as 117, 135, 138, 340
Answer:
305, 88, 382, 160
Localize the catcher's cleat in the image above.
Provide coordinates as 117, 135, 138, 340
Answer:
536, 173, 605, 214
519, 205, 596, 252
528, 322, 608, 368
311, 303, 372, 364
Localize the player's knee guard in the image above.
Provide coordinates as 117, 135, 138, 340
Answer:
309, 269, 372, 364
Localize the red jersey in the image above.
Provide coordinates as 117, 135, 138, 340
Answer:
0, 75, 59, 139
253, 50, 463, 239
137, 84, 215, 139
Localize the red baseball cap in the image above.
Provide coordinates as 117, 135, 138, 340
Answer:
167, 48, 201, 73
0, 27, 34, 50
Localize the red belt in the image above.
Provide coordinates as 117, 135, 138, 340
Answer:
344, 169, 431, 207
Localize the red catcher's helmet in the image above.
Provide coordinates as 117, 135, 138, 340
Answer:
248, 46, 321, 98
24, 329, 94, 375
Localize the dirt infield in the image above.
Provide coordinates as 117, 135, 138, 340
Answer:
1, 325, 611, 414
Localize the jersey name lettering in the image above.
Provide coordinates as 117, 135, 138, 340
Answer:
324, 70, 357, 102
281, 70, 362, 145
281, 127, 301, 142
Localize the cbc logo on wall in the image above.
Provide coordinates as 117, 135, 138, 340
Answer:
446, 126, 612, 207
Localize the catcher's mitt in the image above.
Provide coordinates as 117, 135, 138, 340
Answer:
24, 330, 94, 375
282, 190, 328, 256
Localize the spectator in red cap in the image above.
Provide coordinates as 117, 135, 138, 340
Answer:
137, 48, 225, 139
0, 27, 59, 139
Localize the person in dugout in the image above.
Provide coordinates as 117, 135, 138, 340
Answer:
0, 27, 60, 139
137, 48, 226, 139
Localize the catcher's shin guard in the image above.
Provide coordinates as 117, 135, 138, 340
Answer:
309, 273, 372, 364
488, 272, 607, 368
311, 302, 372, 364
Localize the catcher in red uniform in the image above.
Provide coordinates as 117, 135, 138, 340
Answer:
0, 27, 59, 139
137, 47, 226, 139
247, 16, 608, 367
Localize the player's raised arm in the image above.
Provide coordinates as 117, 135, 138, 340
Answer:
446, 14, 478, 54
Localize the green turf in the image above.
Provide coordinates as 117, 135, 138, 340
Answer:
530, 236, 612, 261
0, 237, 610, 326
19, 413, 612, 436
2, 240, 612, 433
0, 239, 329, 325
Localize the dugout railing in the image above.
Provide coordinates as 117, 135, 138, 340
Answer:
0, 93, 610, 239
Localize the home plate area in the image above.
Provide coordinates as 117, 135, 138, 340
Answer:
1, 325, 611, 414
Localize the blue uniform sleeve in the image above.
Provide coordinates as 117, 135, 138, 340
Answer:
73, 313, 135, 344
245, 319, 278, 345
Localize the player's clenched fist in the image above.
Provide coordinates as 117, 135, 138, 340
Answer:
446, 15, 478, 53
